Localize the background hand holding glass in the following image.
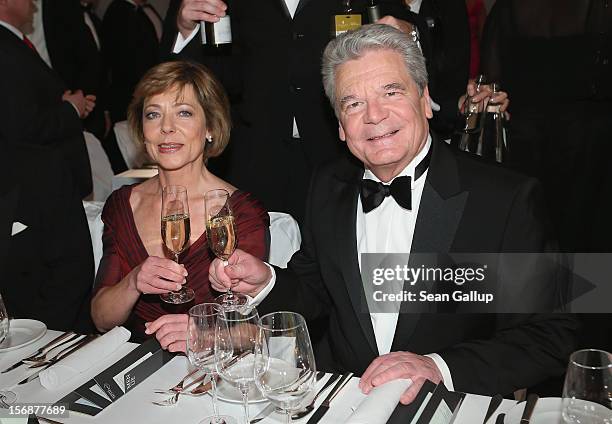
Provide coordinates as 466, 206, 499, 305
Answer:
562, 349, 612, 423
215, 306, 260, 424
255, 312, 317, 424
187, 303, 236, 424
204, 189, 247, 307
160, 185, 195, 304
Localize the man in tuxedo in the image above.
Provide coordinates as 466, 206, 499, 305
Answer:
0, 0, 93, 198
163, 0, 417, 225
206, 25, 578, 401
102, 0, 162, 123
0, 143, 94, 332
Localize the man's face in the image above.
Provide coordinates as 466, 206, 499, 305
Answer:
7, 0, 35, 33
335, 49, 432, 181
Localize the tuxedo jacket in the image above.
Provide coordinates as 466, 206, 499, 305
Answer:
161, 0, 412, 223
0, 25, 92, 198
258, 137, 578, 396
0, 144, 94, 332
102, 0, 161, 122
43, 0, 107, 139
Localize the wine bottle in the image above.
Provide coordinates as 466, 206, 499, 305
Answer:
457, 74, 485, 154
367, 0, 381, 23
332, 0, 361, 37
479, 83, 508, 163
201, 0, 232, 47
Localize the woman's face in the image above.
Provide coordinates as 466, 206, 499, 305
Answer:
142, 84, 208, 171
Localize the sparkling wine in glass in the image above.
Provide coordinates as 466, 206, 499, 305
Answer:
215, 306, 260, 424
255, 312, 317, 424
562, 349, 612, 423
160, 185, 195, 304
204, 189, 247, 307
187, 303, 236, 424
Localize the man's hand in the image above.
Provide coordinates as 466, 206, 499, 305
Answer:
144, 314, 188, 352
208, 248, 272, 298
458, 79, 511, 119
359, 352, 443, 404
376, 16, 415, 35
62, 90, 96, 118
177, 0, 227, 38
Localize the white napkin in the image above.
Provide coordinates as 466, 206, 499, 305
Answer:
346, 378, 413, 424
40, 326, 131, 390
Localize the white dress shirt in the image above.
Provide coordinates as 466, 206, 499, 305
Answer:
82, 8, 101, 51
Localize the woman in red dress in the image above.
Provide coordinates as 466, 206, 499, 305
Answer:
91, 61, 269, 348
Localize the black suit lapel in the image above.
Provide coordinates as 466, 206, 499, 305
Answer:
391, 137, 468, 351
294, 0, 315, 17
332, 159, 379, 357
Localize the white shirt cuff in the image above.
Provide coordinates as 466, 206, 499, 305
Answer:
248, 263, 276, 306
173, 27, 199, 54
425, 353, 454, 391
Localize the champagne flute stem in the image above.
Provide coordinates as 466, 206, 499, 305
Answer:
210, 373, 222, 422
285, 410, 292, 424
240, 386, 249, 424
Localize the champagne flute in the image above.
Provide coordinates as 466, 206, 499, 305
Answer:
204, 189, 247, 307
160, 185, 195, 304
187, 303, 236, 424
215, 306, 260, 424
562, 349, 612, 423
0, 294, 17, 406
255, 312, 317, 424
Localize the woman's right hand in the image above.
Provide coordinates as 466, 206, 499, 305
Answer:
130, 256, 188, 295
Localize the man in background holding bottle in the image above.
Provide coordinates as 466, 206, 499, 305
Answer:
161, 0, 413, 225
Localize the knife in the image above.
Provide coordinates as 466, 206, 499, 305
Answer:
483, 394, 504, 424
520, 393, 539, 423
306, 372, 353, 424
495, 413, 506, 424
18, 335, 97, 385
1, 332, 76, 373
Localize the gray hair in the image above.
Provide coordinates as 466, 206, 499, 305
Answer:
321, 24, 428, 109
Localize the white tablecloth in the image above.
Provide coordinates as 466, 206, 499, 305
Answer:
0, 331, 517, 424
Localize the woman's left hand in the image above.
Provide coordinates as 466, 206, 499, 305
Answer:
145, 314, 188, 352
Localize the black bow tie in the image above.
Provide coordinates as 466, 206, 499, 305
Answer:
360, 147, 432, 213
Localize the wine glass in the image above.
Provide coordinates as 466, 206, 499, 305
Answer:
160, 185, 195, 304
204, 189, 247, 307
562, 349, 612, 423
187, 303, 236, 424
255, 312, 317, 424
0, 293, 17, 406
215, 306, 260, 424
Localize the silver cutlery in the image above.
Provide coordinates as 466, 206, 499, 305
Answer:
249, 371, 328, 424
495, 413, 506, 424
153, 373, 208, 395
36, 416, 65, 424
154, 367, 202, 393
289, 373, 342, 421
18, 335, 97, 385
520, 393, 539, 423
483, 394, 504, 423
27, 335, 88, 368
23, 333, 83, 365
152, 374, 211, 406
305, 372, 353, 424
1, 332, 76, 373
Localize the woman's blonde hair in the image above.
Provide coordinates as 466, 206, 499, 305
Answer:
127, 60, 231, 160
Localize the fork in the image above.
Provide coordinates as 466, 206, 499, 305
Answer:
26, 335, 88, 368
152, 374, 209, 405
1, 332, 77, 373
291, 373, 348, 420
153, 367, 202, 393
22, 334, 83, 365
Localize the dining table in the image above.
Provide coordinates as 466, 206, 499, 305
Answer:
0, 329, 519, 424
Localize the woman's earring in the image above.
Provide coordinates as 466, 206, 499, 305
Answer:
206, 135, 213, 143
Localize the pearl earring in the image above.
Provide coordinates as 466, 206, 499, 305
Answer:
206, 135, 213, 143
